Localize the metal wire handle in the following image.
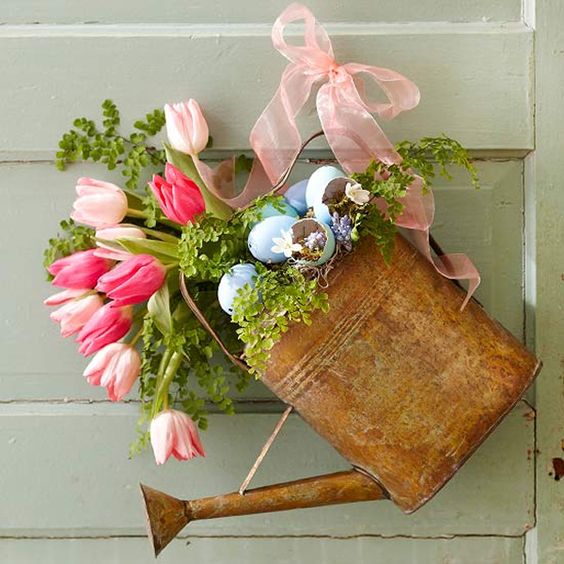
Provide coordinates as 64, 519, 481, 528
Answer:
178, 130, 449, 373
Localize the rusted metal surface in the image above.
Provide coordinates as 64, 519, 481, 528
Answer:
264, 234, 541, 512
141, 470, 386, 556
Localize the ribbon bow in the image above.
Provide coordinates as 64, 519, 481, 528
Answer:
252, 2, 421, 181
194, 3, 480, 307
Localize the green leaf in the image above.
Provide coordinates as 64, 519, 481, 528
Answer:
147, 282, 172, 335
115, 238, 179, 262
165, 144, 233, 221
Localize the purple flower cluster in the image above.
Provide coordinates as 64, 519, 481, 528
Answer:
330, 212, 353, 251
304, 230, 327, 251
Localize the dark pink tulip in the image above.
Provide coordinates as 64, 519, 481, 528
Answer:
96, 254, 166, 306
149, 164, 205, 225
150, 409, 205, 465
48, 249, 111, 289
76, 302, 133, 356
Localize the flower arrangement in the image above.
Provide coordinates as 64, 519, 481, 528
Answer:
43, 4, 480, 466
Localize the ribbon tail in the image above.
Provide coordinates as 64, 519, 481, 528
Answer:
317, 80, 402, 174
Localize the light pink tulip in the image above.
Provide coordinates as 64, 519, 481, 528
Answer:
94, 224, 146, 261
44, 288, 90, 307
76, 302, 133, 356
48, 249, 111, 289
83, 343, 141, 401
150, 409, 205, 465
50, 293, 104, 337
96, 254, 166, 306
164, 100, 209, 155
71, 177, 128, 228
149, 164, 206, 225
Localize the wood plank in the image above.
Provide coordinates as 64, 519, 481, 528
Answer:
0, 402, 534, 536
0, 536, 525, 564
531, 1, 564, 563
0, 25, 532, 159
0, 160, 524, 399
0, 0, 523, 25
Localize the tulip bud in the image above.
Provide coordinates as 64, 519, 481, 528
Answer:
96, 254, 166, 306
83, 343, 141, 401
150, 409, 205, 465
48, 249, 111, 289
71, 177, 128, 228
50, 293, 104, 338
95, 224, 146, 261
44, 288, 90, 307
164, 100, 209, 156
149, 164, 205, 225
76, 302, 133, 356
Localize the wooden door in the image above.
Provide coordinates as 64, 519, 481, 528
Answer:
0, 1, 561, 562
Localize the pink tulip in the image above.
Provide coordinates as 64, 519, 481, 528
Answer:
83, 343, 141, 401
96, 254, 165, 306
50, 293, 104, 338
76, 302, 133, 356
150, 409, 205, 465
150, 164, 205, 225
48, 249, 111, 289
94, 224, 146, 261
71, 177, 128, 228
164, 100, 209, 155
44, 288, 90, 307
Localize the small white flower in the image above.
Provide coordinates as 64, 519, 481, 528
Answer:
271, 229, 303, 258
345, 181, 371, 205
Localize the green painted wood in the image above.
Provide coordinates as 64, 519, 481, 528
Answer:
0, 24, 532, 159
0, 402, 534, 536
0, 536, 524, 564
531, 2, 564, 563
0, 160, 524, 401
0, 0, 522, 25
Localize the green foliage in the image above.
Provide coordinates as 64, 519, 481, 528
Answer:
43, 219, 95, 278
352, 135, 479, 261
397, 134, 479, 190
231, 265, 329, 376
56, 99, 166, 190
178, 195, 287, 282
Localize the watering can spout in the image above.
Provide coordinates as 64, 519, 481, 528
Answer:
141, 469, 386, 556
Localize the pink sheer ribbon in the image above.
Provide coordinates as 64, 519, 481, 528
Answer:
194, 2, 480, 308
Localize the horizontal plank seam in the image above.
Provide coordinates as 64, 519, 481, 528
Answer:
0, 533, 527, 541
0, 151, 533, 166
0, 21, 531, 38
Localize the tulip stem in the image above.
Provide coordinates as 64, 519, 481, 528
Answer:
129, 327, 143, 347
126, 208, 147, 219
152, 349, 183, 415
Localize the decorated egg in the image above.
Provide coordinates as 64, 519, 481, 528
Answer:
313, 176, 351, 224
247, 215, 297, 264
217, 263, 258, 315
305, 165, 345, 209
251, 201, 298, 227
283, 179, 308, 215
291, 218, 336, 266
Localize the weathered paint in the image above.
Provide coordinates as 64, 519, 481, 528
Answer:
532, 1, 564, 562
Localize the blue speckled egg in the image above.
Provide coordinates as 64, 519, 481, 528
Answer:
283, 179, 308, 215
247, 215, 297, 264
251, 201, 298, 227
217, 263, 258, 315
291, 218, 336, 266
305, 166, 345, 209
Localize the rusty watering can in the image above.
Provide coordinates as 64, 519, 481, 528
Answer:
140, 135, 541, 556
